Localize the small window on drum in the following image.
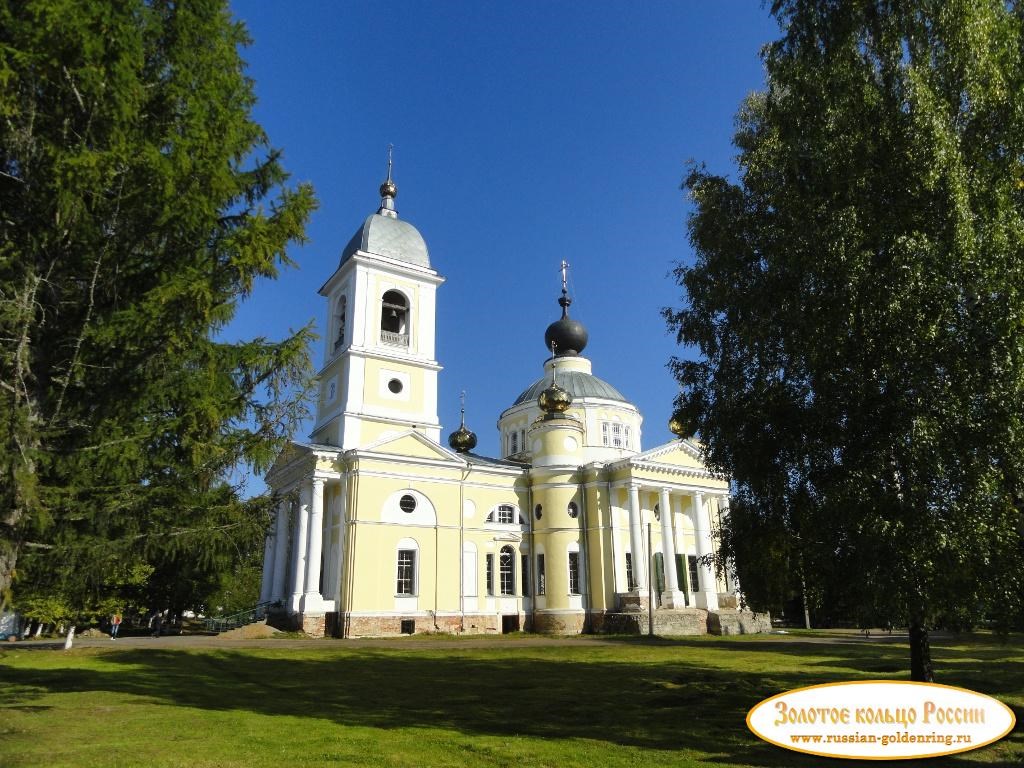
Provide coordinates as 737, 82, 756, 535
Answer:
567, 501, 579, 519
534, 504, 543, 520
399, 494, 417, 513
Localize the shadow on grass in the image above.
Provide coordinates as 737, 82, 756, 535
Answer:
2, 637, 1021, 768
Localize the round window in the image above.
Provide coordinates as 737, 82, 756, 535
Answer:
534, 504, 543, 520
388, 378, 404, 394
567, 501, 579, 519
399, 494, 417, 513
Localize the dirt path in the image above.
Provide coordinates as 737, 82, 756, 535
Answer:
3, 626, 916, 652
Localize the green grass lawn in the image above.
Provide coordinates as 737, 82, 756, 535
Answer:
1, 632, 1021, 767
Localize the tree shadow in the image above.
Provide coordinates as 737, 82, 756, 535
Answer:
1, 640, 1020, 768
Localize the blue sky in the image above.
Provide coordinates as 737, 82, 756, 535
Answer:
226, 1, 779, 493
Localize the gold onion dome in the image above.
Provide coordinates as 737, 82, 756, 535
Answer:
380, 178, 397, 199
538, 382, 573, 414
668, 415, 688, 437
448, 424, 477, 453
448, 393, 478, 453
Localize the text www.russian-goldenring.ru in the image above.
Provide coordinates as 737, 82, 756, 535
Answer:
789, 731, 973, 747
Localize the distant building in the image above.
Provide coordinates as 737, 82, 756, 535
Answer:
259, 169, 766, 638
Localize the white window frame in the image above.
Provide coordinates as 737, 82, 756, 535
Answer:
395, 537, 419, 597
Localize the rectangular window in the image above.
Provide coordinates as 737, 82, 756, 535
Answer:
396, 550, 415, 595
497, 505, 514, 524
676, 554, 687, 593
625, 552, 634, 590
568, 551, 581, 595
486, 553, 494, 596
537, 554, 546, 595
510, 431, 519, 455
521, 554, 530, 595
688, 555, 700, 593
601, 421, 630, 449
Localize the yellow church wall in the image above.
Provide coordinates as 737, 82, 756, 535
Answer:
360, 357, 428, 415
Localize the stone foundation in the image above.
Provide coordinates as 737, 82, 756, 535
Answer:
707, 609, 772, 635
280, 607, 769, 639
301, 613, 326, 638
532, 611, 586, 634
658, 608, 710, 635
717, 593, 739, 609
335, 613, 504, 638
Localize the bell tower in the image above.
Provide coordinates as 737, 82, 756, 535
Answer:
311, 157, 444, 449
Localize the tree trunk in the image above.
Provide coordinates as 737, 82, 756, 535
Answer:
63, 624, 76, 651
909, 621, 934, 682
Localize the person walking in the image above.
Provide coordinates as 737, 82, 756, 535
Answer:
110, 613, 122, 640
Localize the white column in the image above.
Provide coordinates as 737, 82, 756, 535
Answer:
271, 497, 289, 601
692, 492, 719, 610
302, 477, 326, 612
258, 519, 275, 603
627, 483, 648, 593
289, 482, 311, 612
659, 487, 686, 608
719, 494, 741, 603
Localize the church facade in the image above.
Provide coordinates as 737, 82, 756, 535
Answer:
258, 171, 766, 638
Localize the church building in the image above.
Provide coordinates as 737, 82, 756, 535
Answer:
258, 167, 768, 638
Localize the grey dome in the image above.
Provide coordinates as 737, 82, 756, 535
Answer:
341, 212, 430, 267
545, 316, 588, 356
512, 370, 631, 407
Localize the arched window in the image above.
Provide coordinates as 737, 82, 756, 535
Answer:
381, 290, 409, 347
499, 545, 515, 595
334, 295, 347, 350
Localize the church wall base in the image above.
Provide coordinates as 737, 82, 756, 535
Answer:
707, 610, 772, 636
301, 613, 326, 638
532, 611, 586, 635
333, 612, 510, 638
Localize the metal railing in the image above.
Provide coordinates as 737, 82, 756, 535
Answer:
203, 601, 276, 634
380, 330, 409, 347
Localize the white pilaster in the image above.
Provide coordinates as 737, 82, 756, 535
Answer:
627, 483, 648, 593
289, 482, 311, 612
271, 498, 289, 601
692, 492, 719, 610
659, 487, 686, 608
302, 478, 326, 612
327, 476, 348, 604
258, 519, 275, 604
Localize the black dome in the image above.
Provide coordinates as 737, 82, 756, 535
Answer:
544, 291, 588, 356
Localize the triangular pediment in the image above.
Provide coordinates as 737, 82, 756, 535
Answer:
358, 430, 463, 464
633, 438, 707, 470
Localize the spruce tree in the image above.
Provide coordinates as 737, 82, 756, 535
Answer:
0, 0, 316, 617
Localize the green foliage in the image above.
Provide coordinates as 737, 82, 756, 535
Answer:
667, 1, 1024, 651
0, 1, 316, 617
